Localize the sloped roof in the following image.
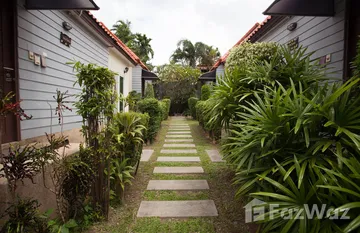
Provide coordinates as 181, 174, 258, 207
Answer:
87, 11, 149, 71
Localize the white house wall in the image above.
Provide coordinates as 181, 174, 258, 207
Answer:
258, 0, 345, 80
108, 49, 134, 112
216, 64, 225, 80
17, 0, 110, 139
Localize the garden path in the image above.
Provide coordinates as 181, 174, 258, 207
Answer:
88, 116, 254, 233
137, 117, 218, 217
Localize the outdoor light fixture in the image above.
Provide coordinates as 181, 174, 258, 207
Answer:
62, 21, 73, 31
287, 22, 297, 31
124, 67, 129, 74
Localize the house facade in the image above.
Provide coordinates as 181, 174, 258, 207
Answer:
0, 0, 150, 146
210, 0, 359, 82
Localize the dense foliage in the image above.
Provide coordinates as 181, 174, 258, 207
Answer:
188, 97, 198, 119
225, 42, 277, 72
137, 98, 162, 143
170, 39, 220, 68
157, 64, 200, 113
202, 41, 360, 232
111, 20, 154, 66
160, 99, 171, 120
144, 82, 155, 98
201, 84, 211, 101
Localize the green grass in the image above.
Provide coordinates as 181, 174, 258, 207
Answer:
143, 190, 209, 201
132, 218, 215, 233
152, 173, 207, 180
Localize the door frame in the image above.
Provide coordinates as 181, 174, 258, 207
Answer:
1, 0, 20, 143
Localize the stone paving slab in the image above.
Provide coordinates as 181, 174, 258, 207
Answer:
137, 200, 218, 217
165, 139, 194, 143
153, 167, 204, 174
140, 149, 154, 162
160, 149, 197, 154
206, 150, 225, 162
163, 144, 196, 148
157, 156, 200, 162
169, 124, 188, 126
168, 128, 191, 131
166, 135, 192, 138
147, 180, 209, 190
167, 131, 191, 134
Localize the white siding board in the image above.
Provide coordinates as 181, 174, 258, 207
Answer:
216, 64, 225, 78
17, 0, 110, 139
258, 0, 346, 81
17, 5, 108, 64
21, 122, 83, 139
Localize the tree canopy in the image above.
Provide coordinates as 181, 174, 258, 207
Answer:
111, 20, 154, 68
170, 39, 220, 68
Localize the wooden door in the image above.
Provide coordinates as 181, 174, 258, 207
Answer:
1, 0, 18, 143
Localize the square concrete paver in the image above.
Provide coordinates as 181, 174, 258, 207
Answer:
163, 144, 196, 148
147, 180, 209, 190
166, 135, 192, 138
165, 139, 194, 143
160, 149, 197, 154
169, 124, 188, 126
157, 156, 200, 162
137, 200, 218, 217
167, 131, 191, 134
206, 150, 225, 162
140, 149, 154, 162
153, 167, 204, 174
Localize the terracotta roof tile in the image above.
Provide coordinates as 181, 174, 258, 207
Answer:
87, 11, 149, 70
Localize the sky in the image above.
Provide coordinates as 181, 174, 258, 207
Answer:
92, 0, 274, 66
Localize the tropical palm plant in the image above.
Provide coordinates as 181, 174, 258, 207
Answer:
170, 39, 220, 68
111, 20, 134, 44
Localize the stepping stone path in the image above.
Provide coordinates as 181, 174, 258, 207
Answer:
206, 149, 225, 162
157, 156, 200, 162
160, 149, 197, 154
137, 117, 219, 218
163, 144, 196, 148
140, 149, 154, 162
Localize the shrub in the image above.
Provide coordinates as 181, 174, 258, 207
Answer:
223, 78, 360, 232
144, 83, 155, 98
207, 46, 327, 131
201, 84, 211, 100
137, 98, 162, 143
125, 91, 141, 111
160, 99, 171, 120
225, 42, 278, 72
188, 97, 198, 119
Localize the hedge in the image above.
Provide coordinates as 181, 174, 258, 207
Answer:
201, 84, 211, 101
188, 97, 198, 119
160, 99, 171, 120
144, 83, 155, 98
137, 98, 162, 143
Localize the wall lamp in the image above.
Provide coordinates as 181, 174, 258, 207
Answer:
287, 22, 297, 32
124, 67, 129, 74
62, 21, 73, 31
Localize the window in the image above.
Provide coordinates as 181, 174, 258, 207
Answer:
119, 76, 124, 111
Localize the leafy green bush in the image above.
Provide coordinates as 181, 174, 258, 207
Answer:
137, 98, 162, 143
125, 91, 141, 111
144, 82, 155, 98
224, 78, 360, 232
201, 84, 211, 100
188, 97, 198, 119
207, 46, 327, 131
160, 99, 171, 120
225, 42, 277, 72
